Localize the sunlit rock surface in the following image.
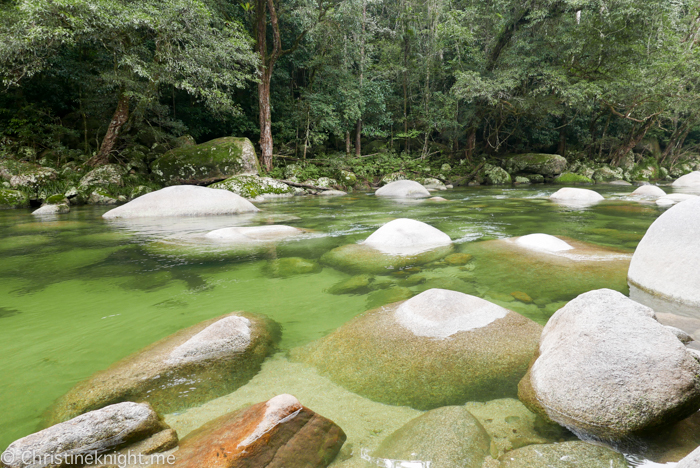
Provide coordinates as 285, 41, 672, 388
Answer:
655, 193, 698, 207
293, 289, 542, 410
549, 187, 604, 207
321, 218, 453, 273
173, 394, 345, 468
204, 225, 304, 243
490, 441, 627, 468
672, 171, 700, 188
518, 289, 700, 442
45, 312, 279, 425
632, 185, 666, 197
629, 197, 700, 312
375, 180, 431, 198
102, 185, 259, 219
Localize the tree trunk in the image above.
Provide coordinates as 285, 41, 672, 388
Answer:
611, 117, 657, 166
465, 127, 476, 161
258, 71, 274, 170
345, 130, 351, 154
355, 119, 362, 156
88, 92, 129, 167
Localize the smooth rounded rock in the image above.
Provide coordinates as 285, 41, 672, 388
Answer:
673, 171, 700, 188
656, 193, 698, 207
677, 445, 700, 468
519, 289, 700, 441
495, 441, 627, 468
204, 225, 304, 244
362, 218, 452, 255
2, 402, 168, 468
629, 196, 700, 309
102, 185, 259, 219
173, 394, 346, 468
632, 185, 666, 197
45, 312, 279, 425
375, 180, 430, 198
515, 234, 573, 253
32, 204, 70, 215
369, 406, 490, 468
293, 288, 542, 410
549, 188, 604, 206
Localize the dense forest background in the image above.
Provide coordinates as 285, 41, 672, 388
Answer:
1, 0, 699, 176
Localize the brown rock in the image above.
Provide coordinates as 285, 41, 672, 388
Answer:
174, 394, 345, 468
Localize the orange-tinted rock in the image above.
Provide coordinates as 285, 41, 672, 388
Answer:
174, 394, 345, 468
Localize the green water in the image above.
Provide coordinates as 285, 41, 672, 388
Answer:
0, 185, 664, 451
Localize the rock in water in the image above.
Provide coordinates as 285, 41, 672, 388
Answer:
632, 185, 666, 197
32, 204, 70, 215
2, 402, 169, 468
173, 394, 345, 468
151, 137, 259, 185
369, 406, 490, 468
519, 289, 700, 442
677, 445, 700, 468
514, 233, 573, 253
375, 180, 431, 198
504, 153, 568, 176
209, 174, 295, 199
656, 193, 698, 207
672, 171, 700, 188
204, 225, 304, 244
494, 441, 627, 468
293, 288, 542, 410
549, 187, 604, 206
102, 185, 259, 218
45, 312, 279, 425
321, 218, 453, 273
628, 196, 700, 310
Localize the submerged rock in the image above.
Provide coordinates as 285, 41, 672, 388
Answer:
293, 288, 542, 410
549, 187, 604, 206
102, 185, 259, 218
2, 402, 169, 468
318, 189, 347, 196
204, 225, 304, 244
519, 289, 700, 442
369, 406, 490, 468
672, 171, 700, 188
656, 193, 698, 207
327, 274, 374, 295
173, 394, 346, 468
321, 219, 453, 273
209, 174, 295, 199
263, 257, 322, 277
493, 441, 627, 468
151, 137, 259, 185
632, 185, 666, 197
45, 312, 279, 425
629, 196, 700, 310
375, 180, 430, 198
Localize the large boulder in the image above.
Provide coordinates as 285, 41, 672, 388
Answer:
672, 171, 700, 188
78, 164, 125, 189
0, 189, 29, 209
592, 165, 625, 182
656, 193, 698, 207
628, 196, 700, 310
549, 187, 604, 206
0, 160, 58, 199
293, 288, 542, 410
367, 406, 490, 468
504, 153, 567, 176
204, 225, 305, 244
102, 185, 259, 219
173, 394, 345, 468
375, 180, 430, 198
1, 402, 170, 468
45, 312, 279, 425
209, 174, 295, 200
518, 289, 700, 442
480, 164, 512, 185
320, 218, 453, 273
632, 185, 666, 197
151, 137, 259, 185
491, 441, 627, 468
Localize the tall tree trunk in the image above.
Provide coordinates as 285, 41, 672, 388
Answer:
258, 68, 274, 170
355, 119, 362, 156
355, 0, 366, 157
88, 92, 129, 167
345, 130, 351, 154
611, 117, 657, 166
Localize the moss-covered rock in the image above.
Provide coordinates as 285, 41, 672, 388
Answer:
422, 177, 447, 190
553, 172, 594, 184
525, 174, 545, 184
513, 176, 531, 185
630, 160, 660, 181
292, 289, 542, 410
45, 312, 279, 425
339, 170, 357, 187
88, 188, 120, 205
504, 153, 567, 176
0, 160, 59, 198
327, 274, 374, 295
381, 172, 407, 185
151, 137, 259, 185
481, 164, 512, 185
129, 185, 153, 200
592, 165, 624, 182
369, 406, 490, 468
79, 164, 125, 189
209, 174, 295, 199
263, 257, 322, 278
0, 188, 29, 209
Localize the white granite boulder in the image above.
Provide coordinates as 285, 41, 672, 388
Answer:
375, 180, 431, 198
631, 185, 666, 197
655, 193, 698, 207
549, 187, 604, 206
677, 444, 700, 468
518, 289, 700, 441
362, 218, 452, 255
102, 185, 259, 219
204, 225, 304, 244
32, 204, 69, 216
1, 403, 169, 468
672, 171, 700, 188
294, 289, 542, 410
629, 196, 700, 309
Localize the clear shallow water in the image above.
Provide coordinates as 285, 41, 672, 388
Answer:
0, 185, 668, 453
